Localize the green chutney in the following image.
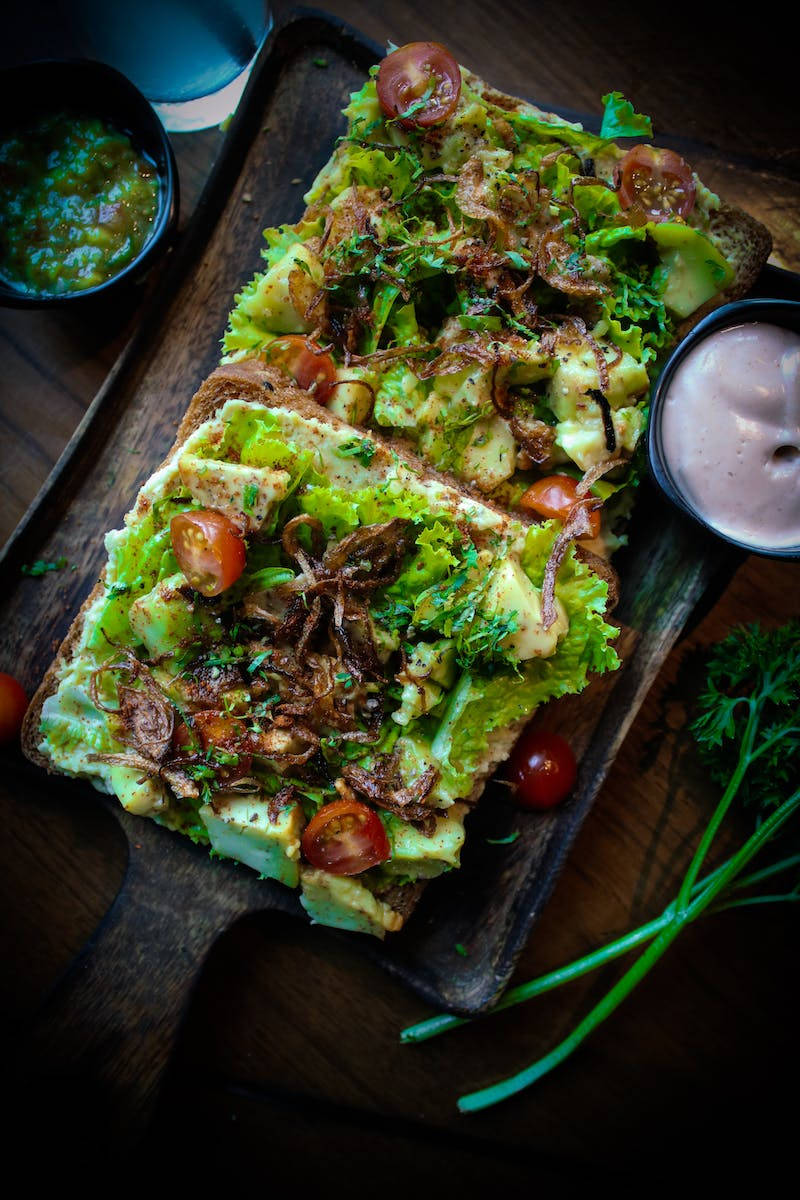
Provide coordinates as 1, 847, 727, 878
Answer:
0, 112, 161, 295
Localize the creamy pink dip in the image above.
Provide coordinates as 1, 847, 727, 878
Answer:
661, 322, 800, 549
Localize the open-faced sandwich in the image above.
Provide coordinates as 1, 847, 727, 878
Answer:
224, 42, 771, 546
22, 364, 619, 937
22, 43, 771, 939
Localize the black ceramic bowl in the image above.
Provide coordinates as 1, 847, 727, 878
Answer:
648, 297, 800, 560
0, 59, 179, 308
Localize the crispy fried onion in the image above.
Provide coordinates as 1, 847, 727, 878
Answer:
455, 157, 499, 228
341, 750, 440, 833
414, 333, 499, 380
192, 708, 320, 768
89, 651, 173, 763
87, 653, 202, 797
456, 158, 547, 251
574, 546, 620, 612
576, 457, 625, 497
589, 388, 617, 453
388, 171, 457, 209
538, 457, 626, 624
348, 341, 437, 368
509, 414, 557, 465
543, 315, 621, 393
258, 648, 385, 745
276, 516, 414, 683
541, 499, 602, 631
537, 225, 609, 299
267, 784, 301, 825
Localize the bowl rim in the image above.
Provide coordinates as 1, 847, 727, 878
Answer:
0, 57, 179, 308
647, 296, 800, 561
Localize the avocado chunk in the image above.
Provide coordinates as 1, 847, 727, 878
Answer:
392, 639, 458, 727
555, 417, 607, 471
110, 764, 168, 816
327, 377, 375, 425
650, 223, 734, 319
199, 794, 303, 887
129, 572, 221, 659
247, 241, 324, 334
299, 867, 404, 938
484, 557, 568, 660
384, 803, 468, 879
547, 344, 649, 420
456, 415, 518, 492
177, 453, 290, 533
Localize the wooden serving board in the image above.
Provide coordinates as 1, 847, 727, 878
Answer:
2, 9, 792, 1152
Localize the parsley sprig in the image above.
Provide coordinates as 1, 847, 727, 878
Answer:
401, 622, 800, 1110
21, 557, 68, 576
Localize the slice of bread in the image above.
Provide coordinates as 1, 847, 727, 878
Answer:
23, 361, 618, 935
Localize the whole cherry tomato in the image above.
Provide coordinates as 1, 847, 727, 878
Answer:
0, 673, 28, 745
507, 727, 577, 810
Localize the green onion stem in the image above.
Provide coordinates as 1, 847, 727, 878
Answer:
723, 853, 800, 895
458, 922, 684, 1112
456, 789, 800, 1112
711, 892, 800, 913
401, 860, 731, 1046
675, 700, 759, 913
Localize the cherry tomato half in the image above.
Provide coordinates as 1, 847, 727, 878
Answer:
265, 336, 336, 404
172, 720, 198, 753
301, 798, 390, 876
508, 728, 577, 810
519, 475, 601, 539
192, 712, 254, 779
193, 711, 246, 751
376, 42, 461, 129
0, 672, 28, 745
616, 145, 695, 223
170, 509, 246, 597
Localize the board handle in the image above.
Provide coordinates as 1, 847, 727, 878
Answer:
12, 811, 258, 1157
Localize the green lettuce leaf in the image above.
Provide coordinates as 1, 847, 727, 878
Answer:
430, 526, 619, 795
600, 92, 653, 140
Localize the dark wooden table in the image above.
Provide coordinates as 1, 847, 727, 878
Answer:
2, 1, 799, 1184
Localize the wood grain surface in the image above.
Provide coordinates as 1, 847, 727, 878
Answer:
2, 0, 799, 1185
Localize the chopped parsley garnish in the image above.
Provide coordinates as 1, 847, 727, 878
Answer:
336, 437, 377, 465
242, 483, 259, 513
247, 650, 272, 674
21, 557, 68, 576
